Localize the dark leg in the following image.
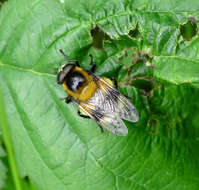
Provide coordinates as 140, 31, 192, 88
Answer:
75, 60, 80, 66
59, 96, 72, 103
77, 110, 90, 119
124, 94, 131, 99
110, 77, 118, 89
98, 125, 104, 133
89, 54, 96, 73
91, 64, 96, 73
65, 96, 72, 104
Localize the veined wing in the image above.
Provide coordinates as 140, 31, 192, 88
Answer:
97, 77, 139, 122
94, 110, 128, 136
77, 101, 128, 136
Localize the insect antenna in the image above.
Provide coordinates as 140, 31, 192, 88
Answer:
59, 48, 68, 60
59, 48, 79, 66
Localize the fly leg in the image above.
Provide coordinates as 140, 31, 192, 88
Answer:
77, 110, 91, 119
89, 54, 96, 73
65, 96, 72, 104
98, 125, 104, 133
110, 78, 131, 99
60, 95, 72, 104
110, 77, 118, 89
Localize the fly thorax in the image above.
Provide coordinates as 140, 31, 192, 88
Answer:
66, 71, 86, 92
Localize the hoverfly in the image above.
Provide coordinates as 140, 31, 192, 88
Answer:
57, 49, 139, 136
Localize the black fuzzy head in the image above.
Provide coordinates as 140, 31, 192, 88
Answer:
57, 64, 86, 92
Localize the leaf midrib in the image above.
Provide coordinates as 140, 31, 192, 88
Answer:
1, 52, 199, 78
0, 61, 55, 78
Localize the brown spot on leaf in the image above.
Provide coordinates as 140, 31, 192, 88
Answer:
147, 117, 159, 134
132, 51, 153, 64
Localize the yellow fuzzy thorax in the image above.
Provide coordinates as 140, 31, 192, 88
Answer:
62, 66, 97, 102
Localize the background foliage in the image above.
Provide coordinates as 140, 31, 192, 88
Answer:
0, 0, 199, 190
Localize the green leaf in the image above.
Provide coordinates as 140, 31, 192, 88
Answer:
0, 0, 199, 190
153, 56, 199, 87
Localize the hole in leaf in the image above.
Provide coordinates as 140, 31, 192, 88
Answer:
132, 51, 153, 64
130, 51, 155, 94
90, 25, 111, 49
118, 49, 155, 94
132, 78, 154, 92
128, 24, 141, 38
180, 16, 198, 41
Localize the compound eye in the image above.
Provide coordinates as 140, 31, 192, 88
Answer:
57, 71, 66, 84
57, 64, 74, 85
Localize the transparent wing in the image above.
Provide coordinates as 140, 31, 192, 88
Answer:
96, 112, 128, 136
77, 103, 128, 136
98, 78, 139, 122
116, 94, 139, 122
